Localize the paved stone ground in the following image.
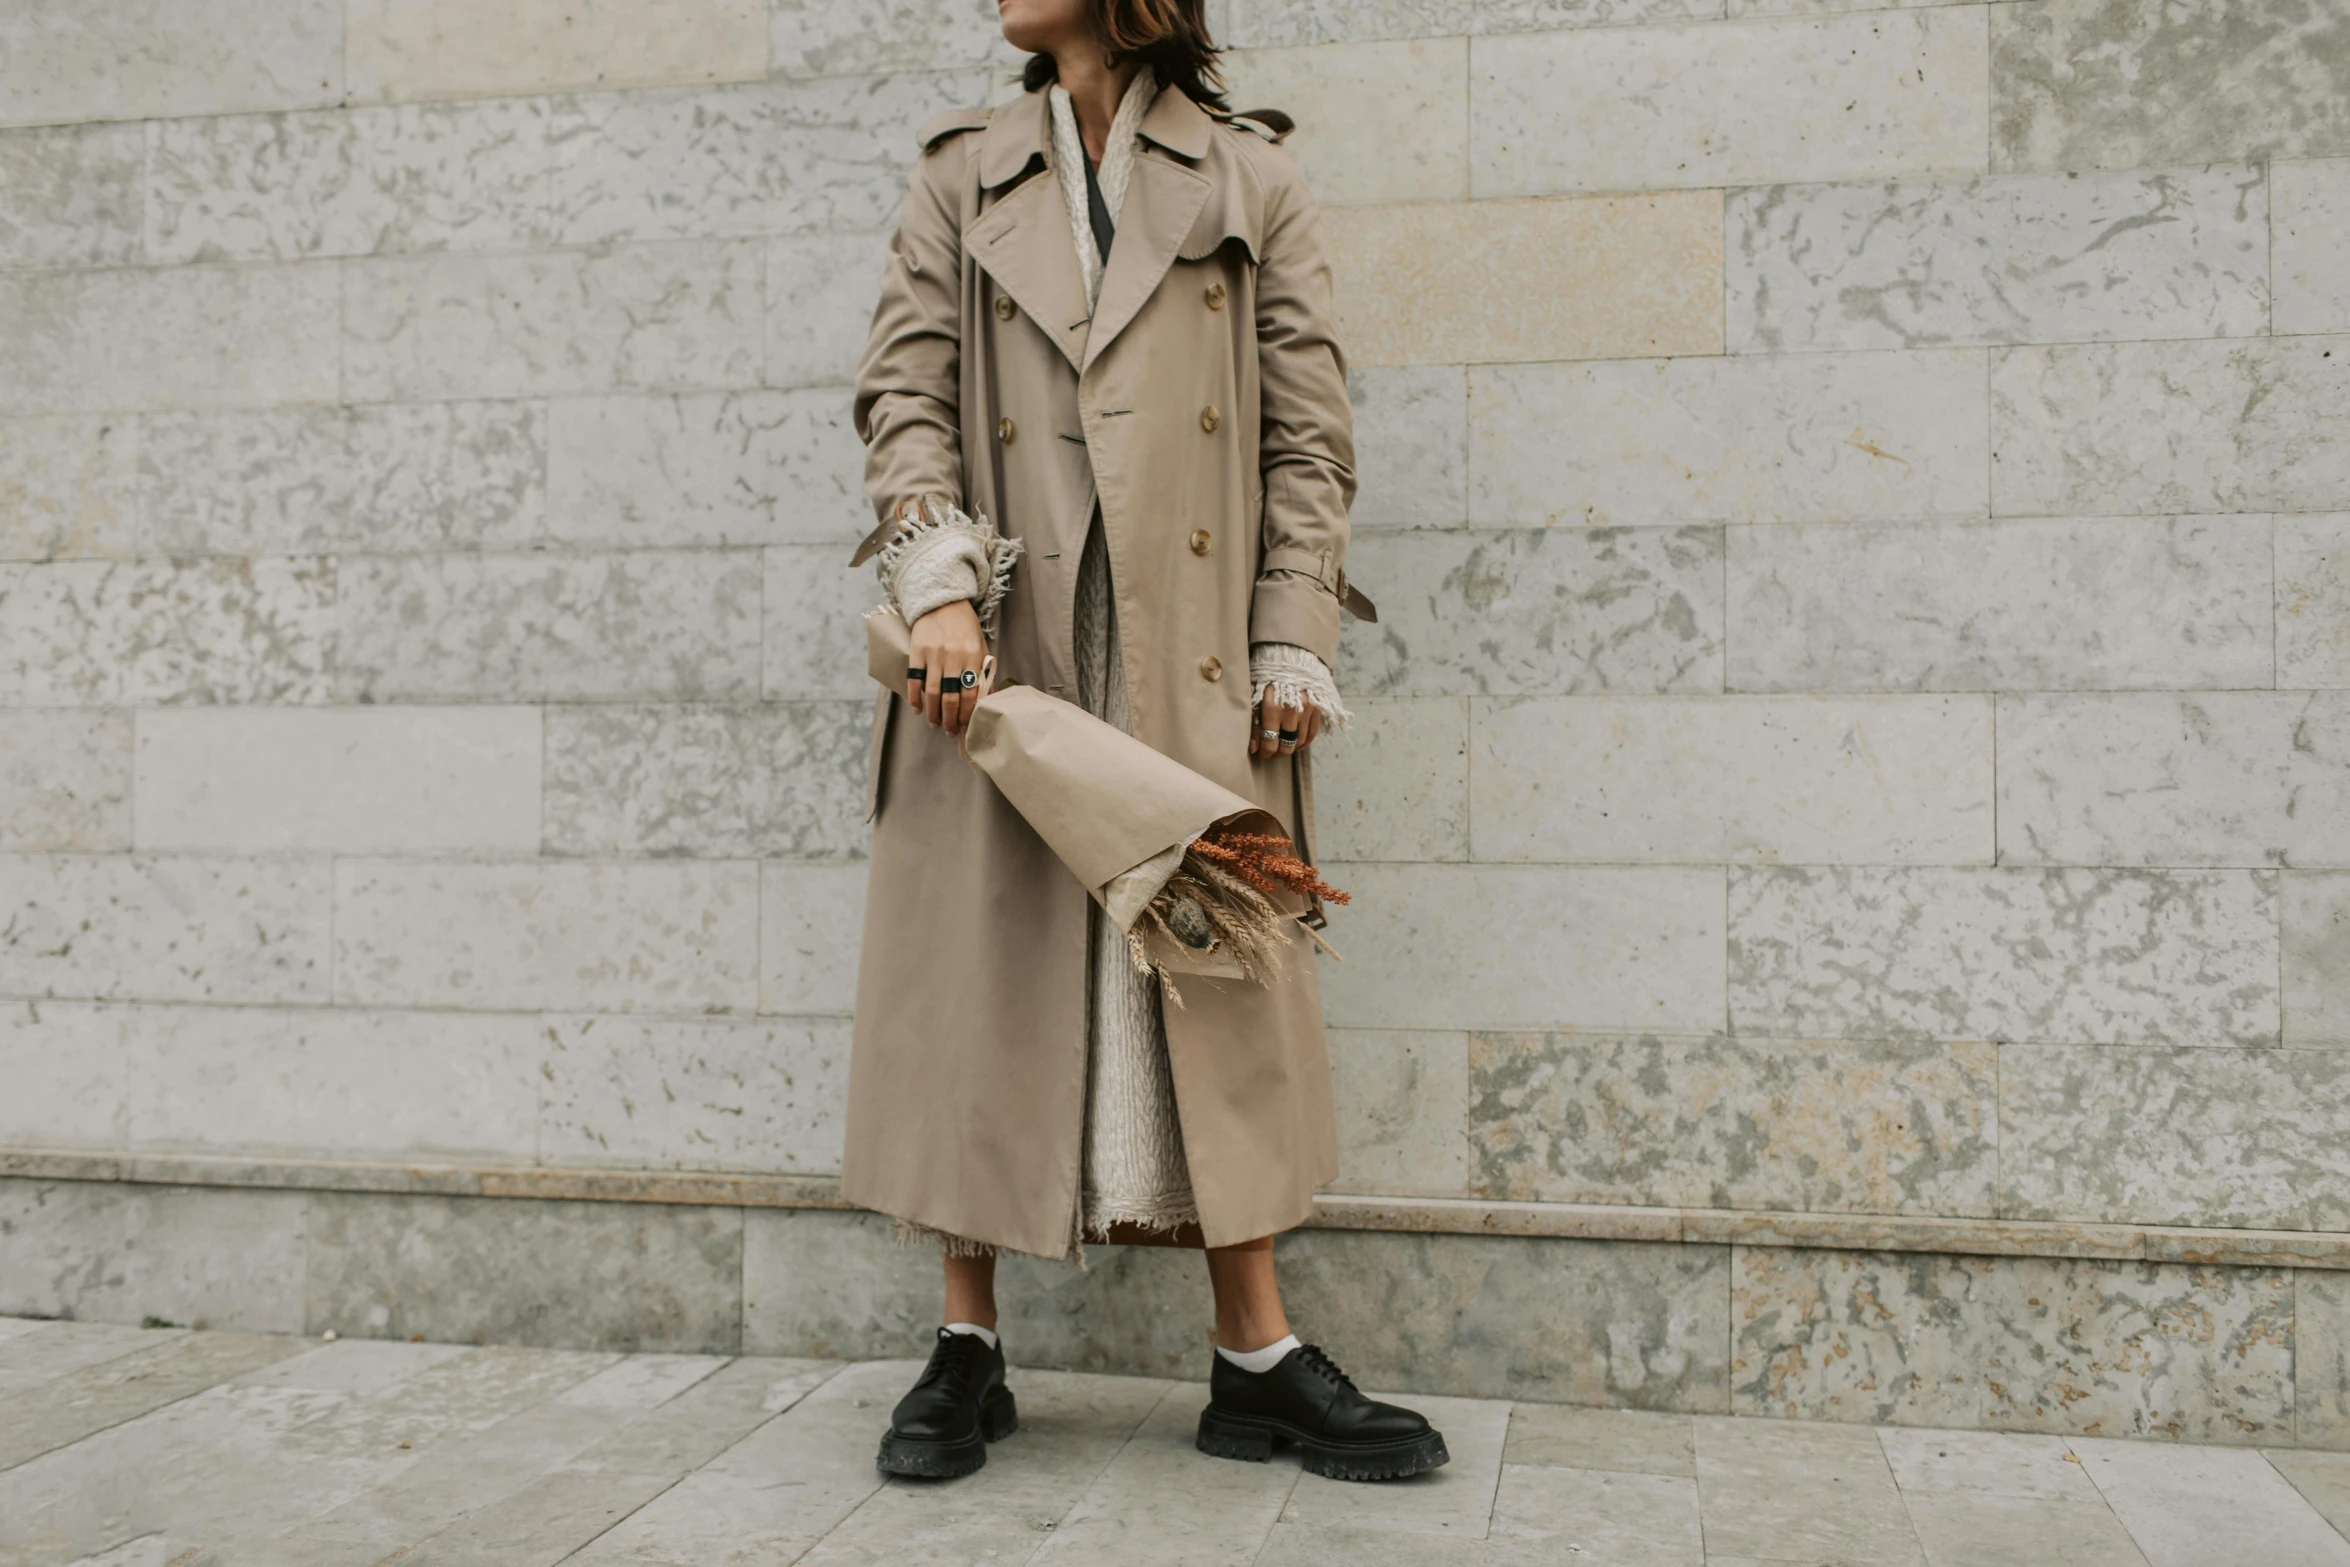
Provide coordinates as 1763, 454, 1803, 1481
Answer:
5, 1319, 2350, 1566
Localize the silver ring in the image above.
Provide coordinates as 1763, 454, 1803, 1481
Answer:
953, 669, 977, 691
1260, 729, 1280, 742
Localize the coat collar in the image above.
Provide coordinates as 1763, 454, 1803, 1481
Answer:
977, 81, 1213, 188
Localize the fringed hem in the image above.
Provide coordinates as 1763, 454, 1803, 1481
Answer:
1080, 1193, 1201, 1241
1249, 640, 1352, 728
873, 495, 1024, 641
891, 1217, 998, 1259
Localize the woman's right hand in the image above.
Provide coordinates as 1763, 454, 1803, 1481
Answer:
908, 599, 987, 736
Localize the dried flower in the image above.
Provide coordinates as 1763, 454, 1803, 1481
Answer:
1186, 829, 1350, 906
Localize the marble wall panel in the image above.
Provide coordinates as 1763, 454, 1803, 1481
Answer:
760, 862, 867, 1016
134, 707, 542, 855
0, 853, 331, 1004
332, 858, 760, 1013
1472, 351, 1989, 527
305, 1192, 744, 1353
1727, 865, 2280, 1047
2277, 160, 2350, 336
1317, 862, 1726, 1032
2287, 874, 2350, 1049
1345, 366, 1467, 529
1277, 1229, 1732, 1408
0, 1001, 127, 1148
2280, 515, 2350, 690
344, 242, 763, 403
1229, 0, 1712, 47
0, 710, 131, 851
0, 122, 142, 267
549, 391, 863, 550
1991, 336, 2350, 518
765, 548, 882, 701
1727, 165, 2269, 352
0, 557, 336, 706
1323, 193, 1723, 367
1307, 697, 1470, 862
1732, 1246, 2295, 1442
1728, 517, 2275, 693
539, 1014, 848, 1173
1340, 527, 1723, 697
346, 0, 767, 104
1472, 694, 1992, 865
1472, 11, 1988, 196
140, 401, 546, 556
764, 231, 891, 390
0, 262, 340, 417
742, 1208, 1218, 1375
1469, 1032, 1999, 1215
1219, 39, 1468, 206
1997, 693, 2350, 869
545, 73, 986, 248
119, 1004, 542, 1162
542, 703, 868, 859
0, 0, 341, 129
2299, 1272, 2350, 1450
1230, 0, 1714, 47
2000, 1043, 2350, 1231
0, 416, 137, 562
1991, 0, 2350, 173
769, 0, 1017, 78
147, 100, 549, 264
334, 550, 761, 703
0, 1180, 308, 1334
1327, 1029, 1470, 1196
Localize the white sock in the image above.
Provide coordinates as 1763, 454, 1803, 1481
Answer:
1215, 1333, 1300, 1374
943, 1321, 998, 1350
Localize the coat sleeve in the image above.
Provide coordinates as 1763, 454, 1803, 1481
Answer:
853, 131, 973, 526
1247, 150, 1355, 669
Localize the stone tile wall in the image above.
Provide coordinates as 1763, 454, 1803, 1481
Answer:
3, 0, 2347, 1438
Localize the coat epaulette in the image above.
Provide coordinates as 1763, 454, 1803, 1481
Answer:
916, 104, 993, 151
1218, 107, 1294, 144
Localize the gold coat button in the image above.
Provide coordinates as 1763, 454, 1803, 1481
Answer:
997, 417, 1016, 444
994, 294, 1015, 321
1200, 405, 1220, 433
1199, 656, 1223, 681
1205, 281, 1226, 309
1189, 529, 1212, 555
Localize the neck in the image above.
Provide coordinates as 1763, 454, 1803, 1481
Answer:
1052, 52, 1142, 164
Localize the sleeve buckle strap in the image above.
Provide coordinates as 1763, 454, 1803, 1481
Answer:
1259, 545, 1332, 587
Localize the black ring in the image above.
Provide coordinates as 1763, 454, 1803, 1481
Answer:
1278, 727, 1300, 742
905, 666, 925, 681
953, 670, 977, 691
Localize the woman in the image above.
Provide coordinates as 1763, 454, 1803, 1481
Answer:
844, 0, 1445, 1483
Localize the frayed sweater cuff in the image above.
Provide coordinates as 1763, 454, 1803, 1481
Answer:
1249, 642, 1350, 729
874, 497, 1022, 640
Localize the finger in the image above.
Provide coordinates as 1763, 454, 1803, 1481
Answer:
923, 664, 943, 729
1249, 699, 1266, 758
1257, 699, 1291, 758
1297, 707, 1322, 751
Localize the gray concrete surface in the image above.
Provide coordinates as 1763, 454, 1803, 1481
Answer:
3, 1317, 2348, 1566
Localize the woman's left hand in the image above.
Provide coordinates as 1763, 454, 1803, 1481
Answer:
1251, 696, 1322, 759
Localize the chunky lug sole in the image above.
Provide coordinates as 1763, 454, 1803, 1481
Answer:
1196, 1405, 1450, 1482
875, 1388, 1019, 1479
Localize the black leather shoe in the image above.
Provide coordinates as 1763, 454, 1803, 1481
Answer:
1197, 1342, 1448, 1481
875, 1328, 1018, 1478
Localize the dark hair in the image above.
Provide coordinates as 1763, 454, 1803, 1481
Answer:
1019, 0, 1229, 111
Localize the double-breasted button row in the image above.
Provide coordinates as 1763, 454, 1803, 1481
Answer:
1200, 405, 1220, 433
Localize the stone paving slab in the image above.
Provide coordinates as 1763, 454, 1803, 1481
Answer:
3, 1319, 2348, 1566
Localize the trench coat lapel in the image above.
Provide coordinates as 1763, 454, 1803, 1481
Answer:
965, 173, 1092, 375
1082, 151, 1211, 375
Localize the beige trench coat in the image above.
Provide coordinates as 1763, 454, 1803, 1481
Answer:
840, 83, 1357, 1258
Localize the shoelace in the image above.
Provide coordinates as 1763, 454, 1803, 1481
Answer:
918, 1329, 983, 1394
1294, 1343, 1359, 1394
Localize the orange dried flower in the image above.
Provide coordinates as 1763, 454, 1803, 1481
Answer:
1189, 829, 1351, 906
